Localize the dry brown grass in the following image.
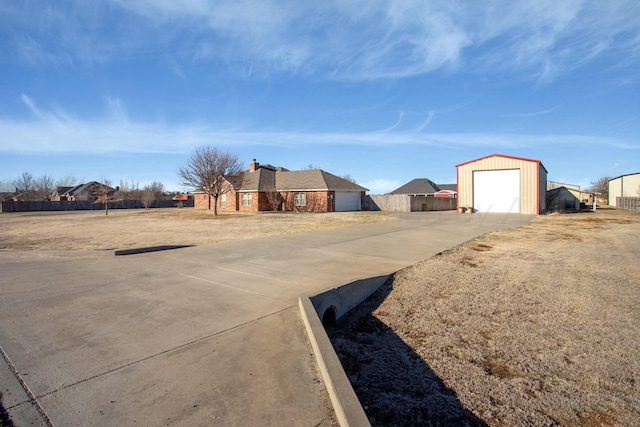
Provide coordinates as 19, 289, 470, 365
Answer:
0, 208, 393, 252
329, 208, 640, 426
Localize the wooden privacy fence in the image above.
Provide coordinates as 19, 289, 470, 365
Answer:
1, 199, 194, 213
365, 195, 456, 212
617, 197, 640, 213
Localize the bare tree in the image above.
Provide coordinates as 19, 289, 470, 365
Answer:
147, 181, 166, 199
13, 172, 36, 200
589, 176, 610, 204
117, 180, 141, 200
341, 174, 357, 184
141, 180, 166, 208
304, 163, 321, 170
179, 146, 242, 215
0, 180, 16, 192
141, 187, 154, 208
93, 181, 119, 216
56, 175, 79, 187
264, 184, 282, 211
35, 175, 55, 200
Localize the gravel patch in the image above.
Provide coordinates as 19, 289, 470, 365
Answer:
328, 209, 640, 426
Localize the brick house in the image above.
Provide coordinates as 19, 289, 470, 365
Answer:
50, 181, 118, 201
194, 160, 368, 212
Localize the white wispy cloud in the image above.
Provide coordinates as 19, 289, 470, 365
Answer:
1, 95, 636, 155
502, 106, 561, 118
2, 1, 638, 82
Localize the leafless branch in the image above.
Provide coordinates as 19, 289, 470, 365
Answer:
178, 146, 243, 215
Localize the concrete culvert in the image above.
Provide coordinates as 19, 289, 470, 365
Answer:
322, 306, 337, 327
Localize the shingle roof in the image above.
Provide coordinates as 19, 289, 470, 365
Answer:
60, 182, 117, 197
56, 186, 74, 195
437, 184, 457, 192
389, 178, 440, 195
276, 169, 367, 191
229, 164, 368, 192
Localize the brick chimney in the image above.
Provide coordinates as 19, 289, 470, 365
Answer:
249, 159, 259, 172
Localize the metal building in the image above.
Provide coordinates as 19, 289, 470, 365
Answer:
456, 154, 548, 214
608, 173, 640, 206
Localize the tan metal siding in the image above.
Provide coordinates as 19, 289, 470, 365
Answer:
456, 164, 472, 210
621, 174, 640, 197
609, 174, 640, 205
457, 156, 544, 214
608, 178, 622, 205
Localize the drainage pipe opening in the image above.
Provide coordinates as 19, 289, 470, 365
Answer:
322, 306, 337, 327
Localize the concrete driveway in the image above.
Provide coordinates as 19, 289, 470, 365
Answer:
0, 212, 532, 426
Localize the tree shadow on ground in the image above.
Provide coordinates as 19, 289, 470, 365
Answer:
326, 281, 487, 427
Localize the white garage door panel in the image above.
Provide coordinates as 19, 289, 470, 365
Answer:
473, 170, 520, 213
335, 192, 361, 211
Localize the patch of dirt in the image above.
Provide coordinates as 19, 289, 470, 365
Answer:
0, 209, 393, 251
328, 208, 640, 426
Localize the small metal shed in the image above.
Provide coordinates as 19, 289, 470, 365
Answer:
456, 154, 547, 214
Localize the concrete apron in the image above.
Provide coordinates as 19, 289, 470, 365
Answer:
0, 212, 533, 426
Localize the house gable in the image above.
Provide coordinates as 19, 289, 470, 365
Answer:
52, 181, 117, 201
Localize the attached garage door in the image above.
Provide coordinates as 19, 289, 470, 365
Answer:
473, 169, 520, 213
335, 192, 361, 212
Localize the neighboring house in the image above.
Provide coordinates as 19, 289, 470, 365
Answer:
51, 182, 118, 201
389, 179, 457, 198
608, 173, 640, 206
434, 189, 457, 198
389, 178, 440, 196
194, 160, 368, 212
1, 192, 18, 202
437, 184, 457, 192
456, 154, 548, 214
435, 185, 457, 198
369, 179, 456, 212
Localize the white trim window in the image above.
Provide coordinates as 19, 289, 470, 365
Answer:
294, 192, 306, 207
220, 193, 227, 208
241, 193, 252, 207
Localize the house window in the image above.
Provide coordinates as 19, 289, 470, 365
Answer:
241, 193, 252, 207
220, 193, 226, 208
294, 192, 306, 207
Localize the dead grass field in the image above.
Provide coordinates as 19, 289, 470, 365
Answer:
3, 206, 639, 425
328, 208, 640, 426
0, 208, 393, 252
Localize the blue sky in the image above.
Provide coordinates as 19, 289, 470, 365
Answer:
1, 1, 639, 194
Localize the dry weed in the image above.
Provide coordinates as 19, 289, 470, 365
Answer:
0, 209, 393, 251
328, 209, 640, 426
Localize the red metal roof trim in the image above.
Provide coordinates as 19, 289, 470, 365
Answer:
455, 153, 548, 173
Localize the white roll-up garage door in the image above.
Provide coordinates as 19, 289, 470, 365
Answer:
473, 169, 520, 213
335, 192, 361, 211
